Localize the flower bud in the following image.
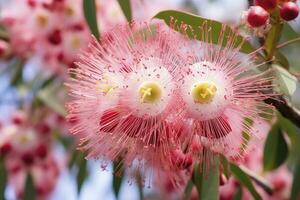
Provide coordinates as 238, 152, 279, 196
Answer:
247, 6, 269, 27
0, 40, 12, 59
47, 29, 62, 45
35, 144, 48, 159
21, 152, 35, 165
280, 2, 299, 21
254, 0, 277, 10
0, 142, 12, 156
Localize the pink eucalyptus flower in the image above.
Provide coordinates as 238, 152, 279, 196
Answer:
66, 23, 189, 181
176, 22, 276, 161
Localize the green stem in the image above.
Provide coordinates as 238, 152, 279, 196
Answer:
264, 21, 283, 60
264, 11, 283, 60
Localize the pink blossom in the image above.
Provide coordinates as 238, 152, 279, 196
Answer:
66, 23, 189, 182
176, 23, 275, 162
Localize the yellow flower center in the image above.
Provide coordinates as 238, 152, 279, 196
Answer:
64, 6, 75, 16
192, 82, 217, 104
36, 15, 48, 28
71, 36, 81, 49
19, 134, 30, 145
139, 82, 162, 103
96, 80, 113, 94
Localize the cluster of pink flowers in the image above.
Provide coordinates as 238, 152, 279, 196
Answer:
0, 0, 90, 75
66, 21, 275, 184
0, 0, 179, 77
0, 110, 61, 199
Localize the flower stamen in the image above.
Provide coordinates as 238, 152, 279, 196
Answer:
139, 82, 162, 103
36, 15, 48, 27
192, 82, 217, 104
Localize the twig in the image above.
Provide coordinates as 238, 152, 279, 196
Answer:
277, 36, 300, 49
239, 165, 273, 195
265, 96, 300, 129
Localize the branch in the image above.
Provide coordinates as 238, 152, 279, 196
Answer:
277, 36, 300, 49
265, 96, 300, 129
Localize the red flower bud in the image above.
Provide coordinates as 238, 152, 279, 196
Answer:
254, 0, 277, 10
35, 144, 48, 159
35, 123, 51, 136
247, 6, 269, 27
47, 29, 62, 45
0, 40, 11, 59
280, 2, 299, 21
0, 142, 12, 156
21, 152, 35, 166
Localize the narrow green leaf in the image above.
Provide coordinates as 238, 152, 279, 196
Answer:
273, 65, 297, 97
290, 160, 300, 200
68, 150, 80, 169
193, 155, 219, 200
183, 179, 193, 200
263, 124, 289, 171
281, 23, 299, 41
278, 114, 300, 165
153, 10, 256, 54
10, 59, 24, 86
0, 157, 7, 200
230, 164, 262, 200
83, 0, 100, 40
274, 51, 289, 69
76, 155, 88, 194
112, 159, 125, 199
117, 0, 132, 22
24, 173, 36, 200
233, 187, 243, 200
220, 155, 230, 178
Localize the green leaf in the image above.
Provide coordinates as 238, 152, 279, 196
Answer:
278, 114, 300, 164
220, 155, 230, 179
274, 51, 289, 69
117, 0, 132, 22
10, 59, 24, 86
263, 123, 289, 171
76, 155, 88, 194
274, 65, 298, 97
290, 160, 300, 200
183, 179, 193, 200
24, 173, 36, 200
282, 24, 298, 40
153, 10, 256, 54
37, 83, 66, 116
193, 154, 219, 200
230, 164, 262, 200
112, 159, 125, 199
233, 187, 243, 200
83, 0, 100, 40
0, 157, 7, 200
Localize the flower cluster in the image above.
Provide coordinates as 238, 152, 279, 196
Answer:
0, 0, 90, 75
0, 110, 61, 199
0, 0, 180, 77
66, 21, 275, 184
243, 0, 299, 37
